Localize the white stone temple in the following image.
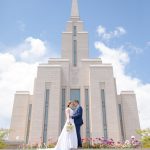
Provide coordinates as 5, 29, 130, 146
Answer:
9, 0, 140, 144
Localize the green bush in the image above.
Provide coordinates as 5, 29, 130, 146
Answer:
137, 128, 150, 148
0, 141, 7, 149
47, 142, 56, 148
0, 129, 9, 149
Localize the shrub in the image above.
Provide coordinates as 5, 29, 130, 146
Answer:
137, 128, 150, 148
0, 129, 9, 149
47, 143, 55, 148
0, 141, 7, 149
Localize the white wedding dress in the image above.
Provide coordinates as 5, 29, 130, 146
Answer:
38, 108, 77, 150
54, 108, 77, 150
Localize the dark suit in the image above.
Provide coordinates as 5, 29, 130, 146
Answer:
72, 105, 83, 147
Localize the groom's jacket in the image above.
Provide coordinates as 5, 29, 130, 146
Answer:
72, 106, 83, 126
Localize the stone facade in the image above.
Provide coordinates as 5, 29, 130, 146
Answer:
9, 0, 140, 144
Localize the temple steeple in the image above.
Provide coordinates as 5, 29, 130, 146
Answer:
71, 0, 80, 19
62, 0, 89, 64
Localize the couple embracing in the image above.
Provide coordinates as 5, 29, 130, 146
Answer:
54, 100, 83, 150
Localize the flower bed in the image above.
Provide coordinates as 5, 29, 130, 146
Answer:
13, 136, 141, 149
81, 136, 141, 149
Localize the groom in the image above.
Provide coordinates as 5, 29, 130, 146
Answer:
72, 100, 83, 148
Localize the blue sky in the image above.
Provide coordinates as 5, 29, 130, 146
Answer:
0, 0, 150, 128
0, 0, 150, 83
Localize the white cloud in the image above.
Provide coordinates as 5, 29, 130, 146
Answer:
20, 37, 47, 62
0, 37, 58, 128
0, 53, 37, 128
95, 41, 150, 129
123, 43, 143, 54
6, 37, 59, 63
97, 26, 126, 41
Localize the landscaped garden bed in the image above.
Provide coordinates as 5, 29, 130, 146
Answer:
1, 129, 150, 149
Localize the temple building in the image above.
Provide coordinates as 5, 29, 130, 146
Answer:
9, 0, 140, 144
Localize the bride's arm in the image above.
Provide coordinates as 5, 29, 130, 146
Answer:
66, 109, 70, 123
72, 107, 82, 119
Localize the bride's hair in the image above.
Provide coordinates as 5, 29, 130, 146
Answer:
67, 101, 72, 107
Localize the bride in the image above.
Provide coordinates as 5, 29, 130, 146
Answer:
39, 101, 78, 150
55, 101, 77, 150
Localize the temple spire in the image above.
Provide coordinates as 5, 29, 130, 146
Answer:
71, 0, 80, 19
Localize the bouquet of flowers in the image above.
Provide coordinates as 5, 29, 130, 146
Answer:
66, 122, 74, 132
